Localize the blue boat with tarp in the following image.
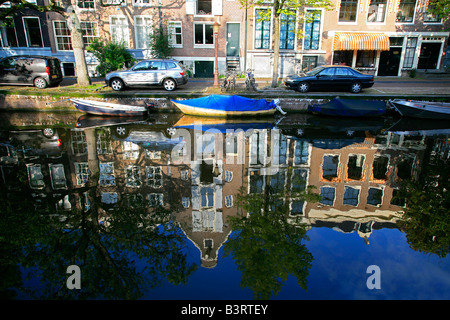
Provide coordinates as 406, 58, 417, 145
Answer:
308, 98, 387, 117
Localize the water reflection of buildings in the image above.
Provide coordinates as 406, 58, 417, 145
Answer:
1, 114, 447, 267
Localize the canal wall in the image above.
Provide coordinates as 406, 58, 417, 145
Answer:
0, 93, 349, 113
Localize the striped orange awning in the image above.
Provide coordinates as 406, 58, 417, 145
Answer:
333, 32, 390, 51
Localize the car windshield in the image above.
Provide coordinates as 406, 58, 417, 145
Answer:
305, 66, 325, 76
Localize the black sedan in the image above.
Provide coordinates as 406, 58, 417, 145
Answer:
284, 65, 375, 93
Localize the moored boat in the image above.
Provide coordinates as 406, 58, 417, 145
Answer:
308, 98, 386, 117
171, 95, 285, 117
389, 99, 450, 120
70, 98, 150, 117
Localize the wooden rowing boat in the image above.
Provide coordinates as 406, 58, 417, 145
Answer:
70, 98, 149, 116
389, 99, 450, 120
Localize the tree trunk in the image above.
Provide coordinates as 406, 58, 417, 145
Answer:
63, 1, 91, 86
271, 14, 280, 88
69, 13, 91, 86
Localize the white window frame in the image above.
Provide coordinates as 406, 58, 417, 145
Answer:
367, 0, 388, 25
23, 17, 43, 47
110, 15, 130, 47
77, 0, 96, 11
0, 17, 18, 47
80, 21, 98, 46
193, 22, 214, 48
134, 15, 153, 49
337, 0, 359, 25
53, 20, 72, 51
303, 8, 324, 52
395, 0, 418, 24
168, 21, 183, 48
253, 7, 273, 50
133, 0, 152, 6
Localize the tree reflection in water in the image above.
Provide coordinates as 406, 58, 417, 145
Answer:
223, 170, 320, 299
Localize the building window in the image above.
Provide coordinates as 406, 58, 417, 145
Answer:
23, 17, 43, 47
225, 195, 233, 208
343, 186, 360, 206
80, 21, 98, 46
126, 165, 142, 188
403, 37, 417, 68
53, 21, 72, 51
279, 12, 295, 50
77, 0, 95, 9
74, 162, 89, 186
0, 17, 18, 47
356, 50, 376, 68
99, 162, 116, 186
197, 0, 212, 15
255, 9, 271, 49
135, 16, 152, 49
123, 141, 139, 160
322, 155, 339, 182
148, 193, 164, 207
304, 10, 321, 50
367, 0, 387, 23
367, 187, 383, 206
146, 166, 163, 188
194, 23, 214, 46
169, 21, 183, 48
294, 140, 309, 165
339, 0, 358, 22
110, 16, 130, 47
424, 4, 442, 23
71, 130, 87, 155
133, 0, 152, 6
396, 0, 416, 22
320, 186, 335, 206
27, 164, 45, 189
201, 186, 214, 208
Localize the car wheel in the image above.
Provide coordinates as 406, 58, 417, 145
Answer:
297, 82, 310, 93
42, 128, 55, 138
351, 82, 362, 93
163, 78, 177, 91
34, 77, 48, 89
113, 126, 129, 138
110, 78, 125, 91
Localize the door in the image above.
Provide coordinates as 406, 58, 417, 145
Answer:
226, 23, 240, 57
194, 61, 214, 78
418, 42, 442, 70
314, 67, 335, 89
378, 48, 402, 76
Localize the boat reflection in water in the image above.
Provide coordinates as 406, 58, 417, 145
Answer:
0, 111, 449, 299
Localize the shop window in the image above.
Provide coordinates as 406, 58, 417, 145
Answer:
356, 50, 376, 68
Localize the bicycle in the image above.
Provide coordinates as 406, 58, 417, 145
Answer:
221, 70, 236, 92
245, 69, 257, 91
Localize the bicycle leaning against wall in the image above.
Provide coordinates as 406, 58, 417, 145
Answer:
245, 69, 257, 92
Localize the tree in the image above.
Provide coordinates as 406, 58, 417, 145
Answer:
0, 0, 91, 86
149, 25, 173, 59
86, 39, 136, 76
427, 0, 450, 23
243, 0, 333, 87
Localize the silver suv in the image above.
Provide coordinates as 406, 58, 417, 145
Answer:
105, 59, 188, 91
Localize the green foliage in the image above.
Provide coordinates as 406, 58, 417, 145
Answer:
149, 28, 173, 59
397, 144, 450, 258
86, 39, 136, 76
428, 0, 450, 22
223, 170, 319, 299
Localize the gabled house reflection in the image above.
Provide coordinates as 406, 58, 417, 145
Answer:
1, 113, 447, 268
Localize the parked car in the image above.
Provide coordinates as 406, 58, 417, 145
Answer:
105, 59, 188, 92
284, 65, 375, 93
0, 55, 63, 89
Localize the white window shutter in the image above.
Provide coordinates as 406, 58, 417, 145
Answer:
186, 0, 195, 15
212, 0, 222, 16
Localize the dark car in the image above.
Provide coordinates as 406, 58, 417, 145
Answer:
284, 65, 375, 93
105, 59, 188, 91
0, 55, 63, 89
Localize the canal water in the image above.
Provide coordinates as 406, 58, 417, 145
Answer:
0, 111, 449, 300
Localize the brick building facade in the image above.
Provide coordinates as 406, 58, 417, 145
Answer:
1, 0, 449, 77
